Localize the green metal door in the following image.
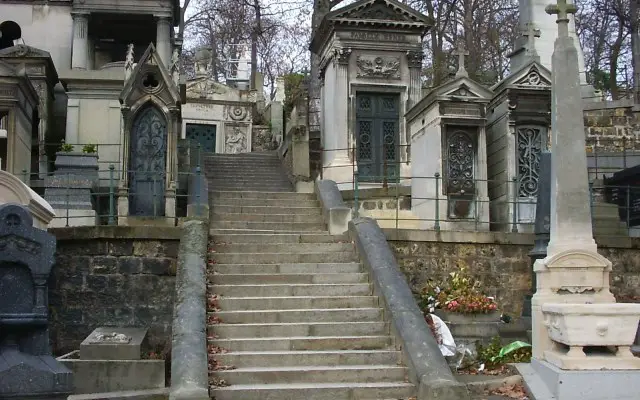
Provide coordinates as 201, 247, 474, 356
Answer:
355, 93, 399, 182
186, 123, 216, 153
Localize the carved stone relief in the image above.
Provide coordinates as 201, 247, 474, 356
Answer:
515, 69, 550, 87
356, 55, 400, 79
226, 105, 248, 121
335, 48, 352, 65
225, 125, 248, 154
406, 51, 424, 69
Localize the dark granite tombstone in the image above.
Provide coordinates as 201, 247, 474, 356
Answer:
0, 203, 73, 399
523, 151, 551, 319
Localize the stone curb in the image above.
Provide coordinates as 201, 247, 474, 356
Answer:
169, 220, 209, 400
349, 217, 470, 400
315, 180, 352, 235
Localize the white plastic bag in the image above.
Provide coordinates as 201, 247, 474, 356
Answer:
429, 313, 456, 356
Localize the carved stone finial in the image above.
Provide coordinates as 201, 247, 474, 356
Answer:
124, 43, 135, 83
453, 40, 469, 78
170, 48, 180, 86
545, 0, 577, 37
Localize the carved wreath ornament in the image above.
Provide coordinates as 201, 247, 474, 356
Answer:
356, 56, 401, 79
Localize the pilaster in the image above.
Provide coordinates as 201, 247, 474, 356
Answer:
71, 13, 89, 70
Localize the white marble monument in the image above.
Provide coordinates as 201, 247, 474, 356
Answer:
406, 43, 493, 231
518, 2, 640, 399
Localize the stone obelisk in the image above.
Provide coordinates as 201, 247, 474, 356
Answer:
530, 0, 615, 360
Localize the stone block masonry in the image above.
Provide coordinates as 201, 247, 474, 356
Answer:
386, 230, 640, 316
584, 99, 639, 151
48, 226, 181, 356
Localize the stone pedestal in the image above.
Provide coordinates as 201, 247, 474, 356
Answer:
44, 152, 98, 227
57, 327, 165, 395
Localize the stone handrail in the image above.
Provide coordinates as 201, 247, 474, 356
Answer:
349, 217, 470, 400
315, 180, 352, 235
169, 220, 209, 400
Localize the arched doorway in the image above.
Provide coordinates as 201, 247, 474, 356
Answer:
0, 21, 22, 50
128, 105, 167, 216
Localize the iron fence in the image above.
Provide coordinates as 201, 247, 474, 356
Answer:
21, 141, 209, 226
318, 144, 640, 237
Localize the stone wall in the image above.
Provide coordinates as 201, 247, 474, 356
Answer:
584, 99, 639, 151
385, 230, 640, 317
48, 226, 181, 356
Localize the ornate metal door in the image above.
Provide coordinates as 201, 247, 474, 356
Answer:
355, 93, 399, 182
129, 106, 167, 217
186, 123, 216, 153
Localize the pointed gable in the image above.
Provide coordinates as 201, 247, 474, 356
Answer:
310, 0, 432, 54
491, 60, 551, 94
328, 0, 431, 26
406, 75, 493, 123
120, 43, 181, 108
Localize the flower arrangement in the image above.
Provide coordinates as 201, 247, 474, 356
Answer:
419, 268, 498, 314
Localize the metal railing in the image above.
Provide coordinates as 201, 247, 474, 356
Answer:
23, 141, 209, 226
318, 145, 640, 237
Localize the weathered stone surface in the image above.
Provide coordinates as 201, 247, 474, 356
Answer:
349, 217, 470, 400
389, 234, 640, 317
49, 227, 179, 356
170, 220, 209, 400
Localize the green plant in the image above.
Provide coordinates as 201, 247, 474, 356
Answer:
82, 144, 97, 154
418, 268, 498, 314
476, 337, 532, 370
59, 140, 74, 152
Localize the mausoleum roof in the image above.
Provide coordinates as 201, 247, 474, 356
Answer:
0, 45, 59, 90
310, 0, 432, 54
490, 59, 551, 94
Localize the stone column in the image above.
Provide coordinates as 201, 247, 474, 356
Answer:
71, 13, 89, 70
476, 125, 490, 230
407, 50, 423, 109
156, 17, 172, 66
334, 49, 350, 156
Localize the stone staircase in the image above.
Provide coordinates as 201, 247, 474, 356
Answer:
204, 152, 293, 192
205, 153, 416, 399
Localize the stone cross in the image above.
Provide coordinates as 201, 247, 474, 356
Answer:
545, 0, 577, 38
523, 22, 541, 58
453, 40, 469, 78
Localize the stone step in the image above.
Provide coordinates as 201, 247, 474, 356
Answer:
210, 365, 407, 385
212, 242, 354, 253
209, 308, 382, 324
208, 185, 293, 192
210, 381, 416, 400
210, 252, 356, 264
210, 273, 369, 285
210, 221, 325, 231
208, 335, 392, 352
210, 229, 330, 235
212, 263, 363, 274
211, 349, 402, 368
209, 321, 388, 337
207, 180, 293, 188
211, 191, 317, 200
215, 296, 377, 310
210, 233, 348, 244
212, 205, 322, 216
212, 213, 325, 223
213, 198, 319, 207
210, 284, 372, 297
